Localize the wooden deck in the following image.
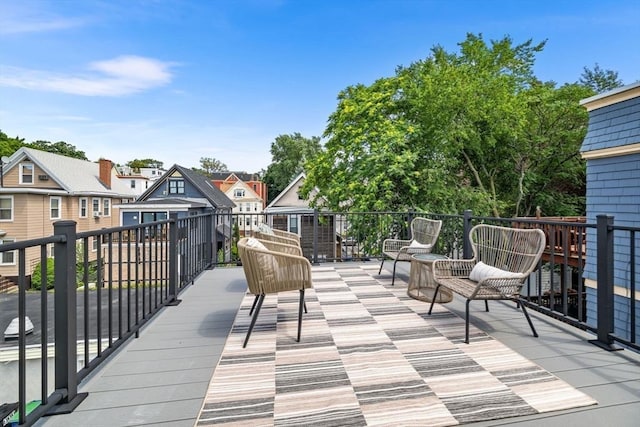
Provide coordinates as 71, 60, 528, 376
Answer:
35, 262, 640, 427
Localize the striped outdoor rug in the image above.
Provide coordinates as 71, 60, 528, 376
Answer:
196, 264, 596, 426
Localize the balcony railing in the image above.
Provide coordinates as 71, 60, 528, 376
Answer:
1, 210, 637, 425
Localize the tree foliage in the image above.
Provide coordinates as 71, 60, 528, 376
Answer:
0, 130, 25, 158
126, 158, 164, 170
28, 140, 88, 160
579, 63, 623, 94
301, 33, 602, 218
263, 133, 321, 203
195, 157, 228, 176
1, 130, 88, 160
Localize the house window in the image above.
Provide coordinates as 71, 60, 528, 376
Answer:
290, 217, 298, 234
234, 189, 245, 198
92, 236, 98, 252
130, 180, 136, 189
0, 196, 13, 221
103, 199, 111, 217
0, 238, 15, 265
50, 197, 62, 219
92, 198, 100, 216
168, 179, 184, 194
19, 163, 34, 184
79, 198, 88, 218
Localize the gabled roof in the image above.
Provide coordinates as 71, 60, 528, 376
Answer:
137, 164, 235, 209
267, 172, 306, 208
225, 179, 262, 201
3, 147, 135, 197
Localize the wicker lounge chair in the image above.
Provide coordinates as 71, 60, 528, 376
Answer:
429, 224, 546, 343
237, 237, 312, 348
254, 223, 301, 246
379, 217, 442, 285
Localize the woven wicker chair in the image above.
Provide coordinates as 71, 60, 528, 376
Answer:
429, 224, 546, 343
378, 217, 443, 285
254, 223, 301, 246
237, 237, 312, 348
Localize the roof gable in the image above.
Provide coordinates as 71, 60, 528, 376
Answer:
3, 147, 135, 197
137, 164, 235, 208
267, 172, 306, 208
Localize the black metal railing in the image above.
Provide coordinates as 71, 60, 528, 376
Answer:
0, 212, 216, 426
230, 209, 637, 353
1, 209, 638, 425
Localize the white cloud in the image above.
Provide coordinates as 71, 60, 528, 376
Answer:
0, 56, 176, 96
0, 17, 87, 35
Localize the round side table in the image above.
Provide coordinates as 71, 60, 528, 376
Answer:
407, 253, 453, 303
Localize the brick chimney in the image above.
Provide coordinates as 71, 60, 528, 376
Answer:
99, 158, 112, 189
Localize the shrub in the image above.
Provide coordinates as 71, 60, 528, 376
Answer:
31, 258, 55, 290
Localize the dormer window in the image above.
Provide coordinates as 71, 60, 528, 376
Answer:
19, 163, 34, 184
168, 179, 185, 194
234, 189, 245, 198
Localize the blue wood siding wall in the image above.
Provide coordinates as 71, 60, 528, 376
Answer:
581, 97, 640, 152
581, 94, 640, 341
147, 178, 203, 200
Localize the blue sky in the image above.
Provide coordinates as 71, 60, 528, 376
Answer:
1, 0, 638, 173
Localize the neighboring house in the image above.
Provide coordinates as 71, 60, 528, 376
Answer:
116, 169, 151, 197
116, 165, 167, 197
264, 172, 337, 260
211, 172, 268, 208
0, 147, 136, 281
118, 164, 235, 259
579, 82, 640, 342
225, 180, 265, 236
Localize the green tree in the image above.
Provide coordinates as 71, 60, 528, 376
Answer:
0, 130, 25, 158
263, 133, 321, 203
303, 33, 593, 218
579, 63, 623, 94
196, 157, 228, 176
126, 159, 164, 170
27, 140, 88, 160
513, 82, 593, 216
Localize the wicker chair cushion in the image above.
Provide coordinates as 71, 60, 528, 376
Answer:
407, 241, 432, 253
245, 237, 277, 277
257, 223, 274, 235
469, 261, 520, 283
245, 237, 267, 250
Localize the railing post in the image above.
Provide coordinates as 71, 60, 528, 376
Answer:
48, 220, 87, 414
590, 215, 621, 350
167, 213, 181, 305
463, 210, 473, 259
313, 209, 319, 264
211, 212, 218, 266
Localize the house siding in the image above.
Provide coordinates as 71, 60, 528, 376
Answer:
581, 97, 640, 152
0, 194, 123, 277
581, 85, 640, 343
3, 162, 64, 189
147, 174, 202, 200
272, 179, 308, 208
